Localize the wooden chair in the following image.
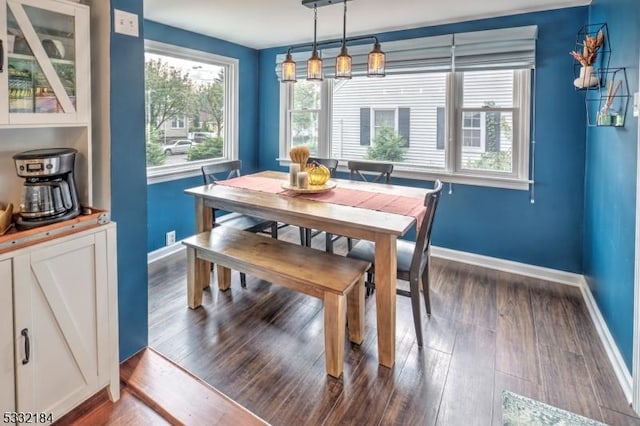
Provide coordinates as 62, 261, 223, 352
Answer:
201, 160, 278, 287
325, 160, 394, 253
346, 180, 443, 347
347, 160, 394, 183
298, 157, 339, 247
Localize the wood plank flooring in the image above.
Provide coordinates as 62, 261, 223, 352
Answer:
149, 226, 640, 425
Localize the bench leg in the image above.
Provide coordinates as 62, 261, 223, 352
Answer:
324, 293, 346, 378
217, 265, 231, 291
187, 247, 203, 309
347, 276, 365, 345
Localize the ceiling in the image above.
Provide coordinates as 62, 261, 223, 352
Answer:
143, 0, 589, 50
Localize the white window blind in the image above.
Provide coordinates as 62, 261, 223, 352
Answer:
275, 25, 537, 80
453, 26, 538, 71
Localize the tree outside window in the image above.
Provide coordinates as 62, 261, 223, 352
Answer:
145, 53, 227, 167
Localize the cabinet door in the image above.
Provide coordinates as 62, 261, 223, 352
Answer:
13, 232, 108, 418
0, 0, 90, 125
0, 259, 15, 415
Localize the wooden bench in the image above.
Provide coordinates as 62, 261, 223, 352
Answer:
182, 226, 371, 378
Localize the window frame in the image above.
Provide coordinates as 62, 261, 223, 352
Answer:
279, 69, 531, 190
145, 40, 239, 184
371, 107, 399, 144
170, 116, 186, 129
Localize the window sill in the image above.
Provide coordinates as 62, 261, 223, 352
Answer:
277, 158, 531, 191
147, 159, 229, 185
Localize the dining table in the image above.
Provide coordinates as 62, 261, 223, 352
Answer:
184, 170, 427, 369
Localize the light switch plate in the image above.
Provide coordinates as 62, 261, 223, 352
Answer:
114, 9, 139, 37
633, 92, 639, 117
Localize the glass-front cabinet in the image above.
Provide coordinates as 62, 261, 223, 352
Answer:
0, 0, 89, 126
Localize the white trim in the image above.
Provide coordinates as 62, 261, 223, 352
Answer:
276, 157, 531, 190
633, 49, 640, 411
147, 242, 185, 264
430, 246, 583, 286
580, 276, 633, 405
430, 245, 633, 405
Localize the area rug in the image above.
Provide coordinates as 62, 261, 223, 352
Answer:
502, 391, 606, 425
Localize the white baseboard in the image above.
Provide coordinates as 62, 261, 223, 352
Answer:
430, 246, 584, 287
147, 242, 185, 264
430, 245, 633, 404
579, 276, 633, 404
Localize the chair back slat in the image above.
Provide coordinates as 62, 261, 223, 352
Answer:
201, 160, 242, 184
347, 161, 394, 183
307, 157, 339, 177
410, 180, 443, 277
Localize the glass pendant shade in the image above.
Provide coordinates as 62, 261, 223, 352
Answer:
281, 52, 297, 82
367, 41, 386, 77
335, 46, 352, 79
307, 50, 323, 81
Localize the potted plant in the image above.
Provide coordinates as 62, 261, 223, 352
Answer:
570, 29, 605, 88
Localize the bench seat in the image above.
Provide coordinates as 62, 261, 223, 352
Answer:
182, 227, 371, 378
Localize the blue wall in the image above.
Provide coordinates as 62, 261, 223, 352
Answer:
144, 21, 260, 252
584, 0, 640, 369
110, 0, 148, 361
259, 7, 589, 273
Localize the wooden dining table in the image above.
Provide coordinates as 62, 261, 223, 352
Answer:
185, 170, 426, 368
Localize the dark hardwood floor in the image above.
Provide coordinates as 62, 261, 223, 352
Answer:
149, 226, 640, 425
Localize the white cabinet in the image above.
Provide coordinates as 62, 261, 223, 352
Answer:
0, 224, 119, 421
0, 0, 90, 126
0, 0, 93, 231
0, 259, 14, 416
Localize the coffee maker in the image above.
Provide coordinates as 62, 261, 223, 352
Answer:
13, 148, 81, 229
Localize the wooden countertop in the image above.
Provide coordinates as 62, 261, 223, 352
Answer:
0, 208, 110, 255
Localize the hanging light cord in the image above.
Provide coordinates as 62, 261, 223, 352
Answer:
313, 5, 318, 54
342, 0, 347, 49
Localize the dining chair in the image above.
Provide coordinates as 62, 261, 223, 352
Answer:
201, 160, 278, 287
346, 180, 443, 347
298, 157, 339, 247
325, 160, 394, 254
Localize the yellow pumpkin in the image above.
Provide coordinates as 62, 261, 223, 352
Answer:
305, 163, 330, 185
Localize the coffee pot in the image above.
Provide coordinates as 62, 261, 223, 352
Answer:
13, 148, 81, 229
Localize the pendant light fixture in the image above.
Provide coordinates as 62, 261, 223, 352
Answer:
280, 0, 386, 83
307, 5, 323, 81
367, 41, 386, 77
281, 49, 297, 82
335, 0, 352, 79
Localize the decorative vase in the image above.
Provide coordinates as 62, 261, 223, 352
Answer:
574, 65, 600, 88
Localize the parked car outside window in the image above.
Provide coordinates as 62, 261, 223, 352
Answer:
163, 139, 193, 155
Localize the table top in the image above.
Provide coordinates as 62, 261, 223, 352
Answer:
185, 171, 424, 240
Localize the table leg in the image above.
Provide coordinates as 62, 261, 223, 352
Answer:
347, 275, 365, 345
374, 234, 397, 368
186, 247, 202, 309
195, 198, 212, 290
217, 265, 231, 291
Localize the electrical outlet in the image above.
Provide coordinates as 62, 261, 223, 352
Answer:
114, 9, 139, 37
165, 230, 176, 246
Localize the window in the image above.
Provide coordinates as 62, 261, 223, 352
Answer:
462, 112, 483, 149
285, 80, 322, 155
145, 40, 238, 181
280, 69, 530, 188
170, 117, 186, 129
278, 25, 536, 189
